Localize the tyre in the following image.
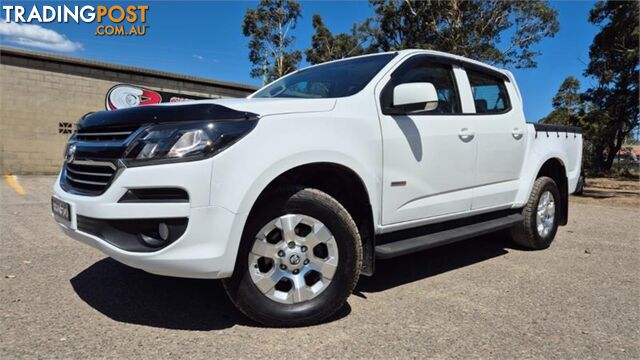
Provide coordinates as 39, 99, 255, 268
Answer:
223, 187, 362, 327
574, 173, 585, 195
511, 176, 561, 250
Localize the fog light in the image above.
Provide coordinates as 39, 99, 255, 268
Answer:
140, 234, 164, 247
158, 222, 169, 241
140, 222, 170, 247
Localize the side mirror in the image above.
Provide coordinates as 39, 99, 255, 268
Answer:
392, 82, 439, 113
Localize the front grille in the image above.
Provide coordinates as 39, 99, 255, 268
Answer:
63, 160, 118, 195
75, 125, 139, 142
62, 124, 140, 195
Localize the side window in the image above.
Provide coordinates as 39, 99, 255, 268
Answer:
467, 70, 511, 113
384, 57, 461, 114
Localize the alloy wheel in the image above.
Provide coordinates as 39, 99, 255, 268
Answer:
248, 214, 339, 304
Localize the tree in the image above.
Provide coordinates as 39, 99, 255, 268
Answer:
582, 0, 639, 172
366, 0, 559, 68
305, 15, 375, 64
541, 76, 584, 125
539, 109, 573, 126
242, 0, 302, 84
552, 76, 583, 115
541, 77, 614, 173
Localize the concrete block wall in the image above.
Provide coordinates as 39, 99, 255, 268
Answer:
1, 64, 115, 174
0, 47, 256, 174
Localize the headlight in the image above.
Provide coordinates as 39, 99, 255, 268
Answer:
123, 120, 256, 166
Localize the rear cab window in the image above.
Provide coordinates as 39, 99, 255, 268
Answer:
467, 70, 511, 114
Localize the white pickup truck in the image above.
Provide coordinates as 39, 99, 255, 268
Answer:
52, 50, 583, 326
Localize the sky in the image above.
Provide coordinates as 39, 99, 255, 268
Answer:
0, 1, 600, 121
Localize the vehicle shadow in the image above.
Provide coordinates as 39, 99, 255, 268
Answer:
392, 115, 423, 162
70, 259, 351, 330
70, 232, 513, 330
356, 231, 514, 293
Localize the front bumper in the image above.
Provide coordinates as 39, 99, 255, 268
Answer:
52, 158, 245, 279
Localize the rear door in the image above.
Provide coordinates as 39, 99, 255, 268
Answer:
377, 55, 477, 225
461, 69, 527, 209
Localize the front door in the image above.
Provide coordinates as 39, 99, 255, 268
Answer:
377, 55, 477, 225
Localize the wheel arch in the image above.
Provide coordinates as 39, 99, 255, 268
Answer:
242, 160, 377, 276
535, 157, 569, 226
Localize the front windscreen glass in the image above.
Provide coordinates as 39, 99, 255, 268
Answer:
252, 53, 397, 99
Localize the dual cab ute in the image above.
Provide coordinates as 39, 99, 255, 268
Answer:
52, 50, 583, 326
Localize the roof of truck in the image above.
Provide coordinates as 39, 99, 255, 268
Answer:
299, 49, 511, 82
395, 48, 507, 73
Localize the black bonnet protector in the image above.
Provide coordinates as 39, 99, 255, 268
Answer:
78, 103, 259, 131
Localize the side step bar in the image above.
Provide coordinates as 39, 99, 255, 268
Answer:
375, 213, 523, 259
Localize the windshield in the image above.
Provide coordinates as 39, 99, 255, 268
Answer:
253, 53, 397, 99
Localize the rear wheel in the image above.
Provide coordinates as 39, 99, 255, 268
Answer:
223, 187, 362, 327
574, 173, 585, 195
511, 176, 561, 250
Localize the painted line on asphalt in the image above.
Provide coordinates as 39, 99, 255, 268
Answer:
5, 175, 27, 195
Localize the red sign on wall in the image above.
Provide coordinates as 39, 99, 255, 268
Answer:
105, 84, 211, 110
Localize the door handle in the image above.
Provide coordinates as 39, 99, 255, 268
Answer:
458, 128, 475, 142
512, 128, 523, 140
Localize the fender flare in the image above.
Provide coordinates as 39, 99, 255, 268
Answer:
235, 151, 379, 217
221, 151, 380, 276
522, 154, 569, 225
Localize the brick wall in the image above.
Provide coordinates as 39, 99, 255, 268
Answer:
0, 47, 256, 174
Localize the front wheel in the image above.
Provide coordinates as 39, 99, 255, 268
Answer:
223, 187, 362, 327
511, 176, 561, 250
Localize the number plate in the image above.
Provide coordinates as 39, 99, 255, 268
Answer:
51, 197, 71, 222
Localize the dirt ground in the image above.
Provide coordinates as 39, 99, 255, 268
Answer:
1, 176, 638, 359
571, 177, 640, 208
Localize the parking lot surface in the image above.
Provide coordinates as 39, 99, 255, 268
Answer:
1, 176, 638, 358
